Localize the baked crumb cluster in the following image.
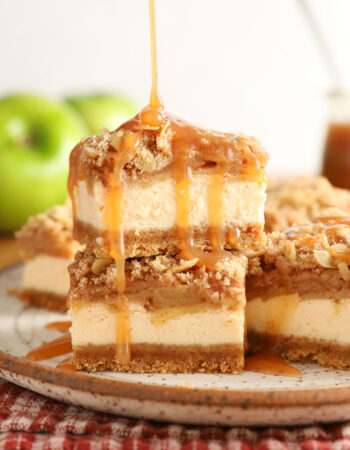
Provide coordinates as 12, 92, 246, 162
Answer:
79, 127, 174, 182
76, 125, 268, 184
250, 217, 350, 276
15, 201, 78, 259
265, 175, 350, 232
69, 251, 246, 304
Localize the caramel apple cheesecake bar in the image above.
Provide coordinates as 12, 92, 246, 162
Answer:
69, 251, 247, 373
15, 202, 81, 312
67, 106, 269, 373
69, 124, 268, 259
247, 216, 350, 369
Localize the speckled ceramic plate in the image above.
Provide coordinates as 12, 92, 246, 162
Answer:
1, 264, 350, 426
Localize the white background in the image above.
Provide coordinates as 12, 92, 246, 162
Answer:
0, 0, 347, 175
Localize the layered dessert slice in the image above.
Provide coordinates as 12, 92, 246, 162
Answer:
247, 216, 350, 369
69, 121, 268, 259
69, 251, 247, 374
265, 175, 350, 232
15, 202, 81, 312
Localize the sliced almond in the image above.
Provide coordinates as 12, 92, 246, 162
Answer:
285, 241, 296, 261
338, 262, 350, 281
314, 250, 336, 268
92, 257, 113, 276
171, 258, 199, 273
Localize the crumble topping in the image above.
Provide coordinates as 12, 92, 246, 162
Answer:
249, 216, 350, 281
69, 251, 247, 304
265, 175, 350, 232
15, 201, 80, 259
80, 127, 174, 182
78, 124, 267, 183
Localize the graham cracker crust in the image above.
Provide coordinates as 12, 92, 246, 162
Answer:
74, 343, 244, 374
13, 289, 67, 313
248, 331, 350, 370
74, 220, 265, 259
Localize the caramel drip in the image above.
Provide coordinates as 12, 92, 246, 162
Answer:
56, 357, 76, 372
244, 351, 301, 377
106, 133, 141, 294
115, 296, 131, 365
45, 321, 72, 332
26, 334, 72, 362
105, 133, 140, 363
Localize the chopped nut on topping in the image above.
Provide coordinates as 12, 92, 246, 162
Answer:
92, 257, 113, 276
313, 250, 336, 268
338, 262, 350, 281
285, 241, 296, 261
158, 120, 171, 139
170, 259, 199, 273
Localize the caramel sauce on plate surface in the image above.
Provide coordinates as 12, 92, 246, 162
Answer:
56, 357, 76, 372
26, 334, 72, 362
244, 351, 301, 377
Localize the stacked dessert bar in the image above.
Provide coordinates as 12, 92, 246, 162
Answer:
67, 120, 268, 373
247, 216, 350, 369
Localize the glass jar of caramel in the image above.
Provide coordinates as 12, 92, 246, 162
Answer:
322, 91, 350, 190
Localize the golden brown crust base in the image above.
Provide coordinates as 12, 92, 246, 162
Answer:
249, 331, 350, 370
74, 343, 244, 374
74, 220, 265, 259
13, 289, 67, 313
15, 202, 80, 259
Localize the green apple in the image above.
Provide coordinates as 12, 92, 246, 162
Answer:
0, 94, 88, 233
65, 94, 138, 135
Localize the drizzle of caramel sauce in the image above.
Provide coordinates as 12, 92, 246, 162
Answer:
26, 334, 72, 362
244, 351, 301, 377
148, 0, 163, 111
56, 357, 76, 372
45, 321, 72, 332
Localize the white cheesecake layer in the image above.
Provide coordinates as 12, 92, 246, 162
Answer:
247, 294, 350, 345
23, 255, 71, 297
71, 301, 244, 347
74, 170, 266, 232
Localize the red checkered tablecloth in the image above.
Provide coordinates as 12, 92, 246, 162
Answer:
0, 379, 349, 449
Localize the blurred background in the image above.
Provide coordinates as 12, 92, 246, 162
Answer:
0, 0, 349, 231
